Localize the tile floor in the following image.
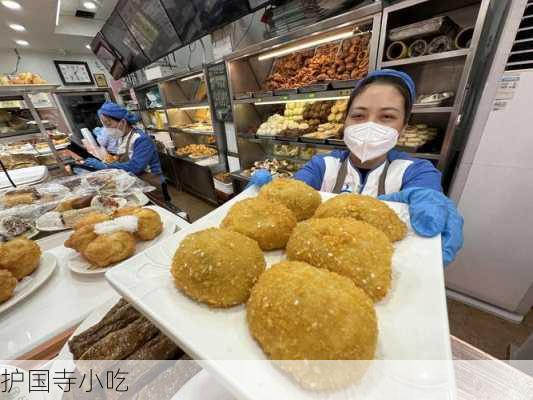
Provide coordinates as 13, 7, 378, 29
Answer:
168, 188, 533, 361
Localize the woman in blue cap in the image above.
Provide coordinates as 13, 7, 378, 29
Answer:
252, 69, 464, 266
83, 101, 163, 182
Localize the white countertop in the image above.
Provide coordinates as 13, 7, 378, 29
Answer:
0, 205, 190, 360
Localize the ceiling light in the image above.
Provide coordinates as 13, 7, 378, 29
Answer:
56, 0, 61, 26
254, 96, 350, 105
15, 39, 29, 46
1, 1, 21, 10
8, 23, 25, 32
258, 30, 360, 61
86, 44, 91, 50
181, 73, 204, 82
83, 1, 96, 10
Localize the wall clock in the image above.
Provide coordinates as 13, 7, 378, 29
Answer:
54, 61, 95, 86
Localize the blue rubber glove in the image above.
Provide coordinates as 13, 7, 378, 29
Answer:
83, 157, 108, 170
379, 187, 464, 266
247, 169, 273, 188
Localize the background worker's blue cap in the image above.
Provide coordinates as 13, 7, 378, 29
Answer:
98, 101, 139, 124
356, 69, 416, 105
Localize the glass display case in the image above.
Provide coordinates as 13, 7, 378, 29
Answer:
132, 68, 227, 204
0, 84, 68, 172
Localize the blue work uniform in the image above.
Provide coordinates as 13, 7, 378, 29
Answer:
109, 128, 162, 177
294, 149, 442, 196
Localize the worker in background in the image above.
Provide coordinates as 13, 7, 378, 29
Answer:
251, 69, 464, 266
83, 101, 167, 197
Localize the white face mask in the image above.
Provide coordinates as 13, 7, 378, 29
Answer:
103, 126, 124, 139
343, 121, 399, 163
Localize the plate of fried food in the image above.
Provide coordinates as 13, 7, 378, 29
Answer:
65, 206, 174, 275
0, 238, 57, 314
106, 179, 452, 400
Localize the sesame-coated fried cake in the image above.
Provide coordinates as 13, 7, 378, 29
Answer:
221, 197, 297, 250
286, 218, 393, 302
171, 228, 266, 307
313, 193, 407, 242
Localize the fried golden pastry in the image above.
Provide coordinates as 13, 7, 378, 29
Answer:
259, 178, 321, 221
0, 238, 41, 280
0, 269, 17, 303
112, 206, 141, 218
221, 197, 297, 250
172, 228, 266, 307
247, 261, 377, 389
112, 207, 163, 241
286, 218, 393, 301
82, 231, 136, 268
73, 212, 111, 230
64, 225, 98, 253
314, 193, 407, 242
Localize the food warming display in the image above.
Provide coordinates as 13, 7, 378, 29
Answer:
265, 34, 370, 89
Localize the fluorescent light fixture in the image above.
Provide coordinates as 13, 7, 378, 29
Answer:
15, 39, 29, 46
258, 31, 354, 61
179, 105, 210, 111
86, 44, 91, 50
8, 23, 25, 31
254, 96, 350, 106
1, 1, 21, 10
83, 1, 96, 10
181, 73, 204, 82
56, 0, 61, 26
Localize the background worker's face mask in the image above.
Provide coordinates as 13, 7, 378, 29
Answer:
343, 121, 399, 163
102, 119, 126, 139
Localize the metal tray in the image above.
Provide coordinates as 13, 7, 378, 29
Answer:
234, 92, 253, 100
298, 83, 331, 93
388, 16, 459, 42
252, 90, 273, 98
330, 79, 360, 89
300, 135, 328, 144
274, 135, 298, 142
327, 138, 346, 146
255, 134, 276, 140
273, 88, 298, 96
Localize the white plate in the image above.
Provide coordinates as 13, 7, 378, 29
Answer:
35, 211, 67, 232
106, 188, 454, 400
127, 192, 150, 206
67, 207, 176, 275
0, 252, 57, 315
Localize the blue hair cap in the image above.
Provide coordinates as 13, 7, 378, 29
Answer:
97, 101, 139, 124
356, 69, 416, 104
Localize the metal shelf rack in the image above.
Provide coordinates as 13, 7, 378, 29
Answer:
0, 84, 65, 170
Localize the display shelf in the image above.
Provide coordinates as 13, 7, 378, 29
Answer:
0, 84, 60, 95
165, 101, 210, 110
169, 127, 214, 137
412, 106, 454, 113
145, 127, 169, 132
0, 132, 42, 144
0, 125, 56, 137
233, 89, 353, 105
139, 106, 165, 111
381, 49, 470, 68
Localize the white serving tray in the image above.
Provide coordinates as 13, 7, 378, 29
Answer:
106, 188, 454, 400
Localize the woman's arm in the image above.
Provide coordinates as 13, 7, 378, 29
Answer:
401, 159, 443, 192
